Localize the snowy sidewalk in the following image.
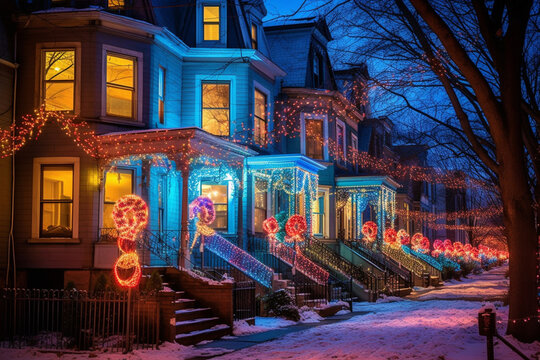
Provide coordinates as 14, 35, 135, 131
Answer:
188, 310, 370, 359
407, 265, 509, 301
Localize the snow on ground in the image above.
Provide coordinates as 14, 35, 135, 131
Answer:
233, 316, 297, 336
410, 265, 509, 301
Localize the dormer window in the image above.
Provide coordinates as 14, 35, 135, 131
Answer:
313, 52, 323, 88
251, 23, 258, 50
108, 0, 125, 9
203, 6, 220, 41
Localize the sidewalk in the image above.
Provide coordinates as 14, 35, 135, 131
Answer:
186, 310, 371, 359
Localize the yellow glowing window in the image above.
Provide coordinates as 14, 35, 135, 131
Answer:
312, 192, 325, 236
306, 118, 324, 160
201, 184, 228, 231
108, 0, 124, 9
254, 89, 267, 146
106, 53, 135, 118
254, 179, 267, 233
251, 23, 258, 50
202, 82, 230, 136
42, 49, 75, 111
103, 170, 133, 229
40, 165, 73, 238
203, 6, 220, 41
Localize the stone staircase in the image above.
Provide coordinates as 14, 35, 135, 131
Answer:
163, 280, 231, 346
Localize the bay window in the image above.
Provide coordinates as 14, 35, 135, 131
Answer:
202, 82, 230, 136
254, 89, 267, 146
306, 118, 324, 159
42, 49, 75, 111
106, 53, 136, 118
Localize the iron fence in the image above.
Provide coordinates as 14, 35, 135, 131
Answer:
233, 281, 257, 320
0, 289, 159, 352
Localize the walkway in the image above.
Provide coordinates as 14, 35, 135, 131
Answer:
186, 310, 371, 360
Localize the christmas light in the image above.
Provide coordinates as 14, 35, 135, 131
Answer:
111, 195, 148, 288
285, 214, 307, 242
362, 221, 378, 243
397, 229, 410, 245
383, 228, 399, 248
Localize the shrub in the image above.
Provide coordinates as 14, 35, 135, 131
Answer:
263, 289, 300, 321
93, 273, 109, 292
144, 270, 163, 293
460, 261, 478, 278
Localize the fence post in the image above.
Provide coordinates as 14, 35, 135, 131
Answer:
124, 289, 132, 354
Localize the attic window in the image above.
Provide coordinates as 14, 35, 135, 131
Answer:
313, 52, 324, 88
108, 0, 125, 9
203, 6, 220, 41
251, 23, 258, 50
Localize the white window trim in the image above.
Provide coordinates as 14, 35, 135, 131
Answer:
196, 74, 236, 137
336, 118, 347, 165
251, 175, 271, 234
100, 44, 144, 124
351, 132, 358, 171
196, 0, 227, 47
300, 112, 329, 161
199, 180, 235, 234
31, 157, 80, 242
253, 80, 271, 147
313, 186, 330, 238
36, 42, 82, 114
158, 65, 166, 126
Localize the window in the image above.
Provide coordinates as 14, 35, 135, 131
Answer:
42, 49, 75, 111
202, 82, 230, 136
254, 89, 267, 146
108, 0, 124, 9
40, 165, 73, 238
106, 53, 135, 118
203, 6, 220, 41
313, 52, 323, 88
201, 184, 228, 231
312, 191, 325, 236
306, 118, 324, 159
103, 169, 133, 229
336, 121, 346, 164
254, 179, 267, 233
158, 175, 166, 232
158, 66, 166, 124
251, 23, 258, 50
351, 133, 358, 170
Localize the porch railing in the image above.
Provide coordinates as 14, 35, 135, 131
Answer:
344, 239, 413, 288
0, 289, 159, 352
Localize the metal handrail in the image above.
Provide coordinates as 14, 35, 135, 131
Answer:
344, 239, 413, 286
303, 237, 382, 293
381, 244, 427, 277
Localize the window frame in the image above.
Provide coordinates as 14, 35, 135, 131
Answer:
38, 43, 81, 114
101, 45, 143, 124
39, 164, 74, 238
201, 81, 231, 136
197, 1, 227, 46
300, 112, 329, 161
312, 187, 330, 238
105, 52, 136, 119
253, 87, 268, 146
336, 119, 347, 166
41, 48, 76, 112
158, 66, 166, 125
253, 177, 269, 234
31, 157, 80, 242
251, 23, 258, 50
201, 183, 229, 232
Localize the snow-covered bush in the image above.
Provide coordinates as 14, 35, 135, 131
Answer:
263, 289, 300, 321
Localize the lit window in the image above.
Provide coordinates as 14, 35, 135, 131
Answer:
106, 53, 135, 118
254, 179, 267, 233
251, 23, 258, 50
108, 0, 124, 9
201, 184, 228, 231
103, 169, 133, 229
254, 89, 267, 146
202, 82, 230, 136
40, 165, 73, 238
336, 122, 346, 164
158, 66, 166, 124
42, 49, 75, 111
203, 6, 220, 41
312, 192, 325, 236
306, 118, 324, 159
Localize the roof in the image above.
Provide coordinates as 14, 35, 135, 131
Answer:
264, 17, 332, 41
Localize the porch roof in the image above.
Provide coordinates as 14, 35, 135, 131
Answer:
246, 154, 327, 174
97, 127, 257, 161
335, 175, 401, 191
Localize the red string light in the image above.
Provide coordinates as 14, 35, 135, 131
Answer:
362, 221, 378, 243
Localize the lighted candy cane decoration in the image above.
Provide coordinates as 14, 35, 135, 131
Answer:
397, 229, 410, 246
263, 217, 279, 252
112, 195, 148, 287
361, 221, 378, 243
189, 196, 216, 253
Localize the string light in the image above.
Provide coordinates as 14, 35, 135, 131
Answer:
395, 206, 503, 221
397, 229, 410, 245
112, 195, 148, 288
362, 221, 378, 243
285, 215, 307, 243
383, 228, 399, 248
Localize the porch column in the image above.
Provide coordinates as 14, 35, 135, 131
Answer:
174, 155, 190, 269
140, 159, 152, 266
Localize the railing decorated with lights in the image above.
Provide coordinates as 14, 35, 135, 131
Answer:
381, 243, 427, 278
402, 245, 443, 278
344, 239, 412, 288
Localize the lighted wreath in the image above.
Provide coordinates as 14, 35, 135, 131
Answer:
432, 239, 444, 257
263, 217, 279, 236
383, 228, 398, 248
111, 195, 148, 288
411, 233, 424, 252
361, 221, 378, 243
397, 229, 410, 245
285, 215, 307, 243
419, 236, 430, 253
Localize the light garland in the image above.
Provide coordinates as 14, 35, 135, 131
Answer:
285, 214, 307, 243
395, 206, 503, 221
263, 216, 279, 250
383, 228, 399, 248
397, 229, 410, 245
112, 195, 148, 288
362, 221, 378, 243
